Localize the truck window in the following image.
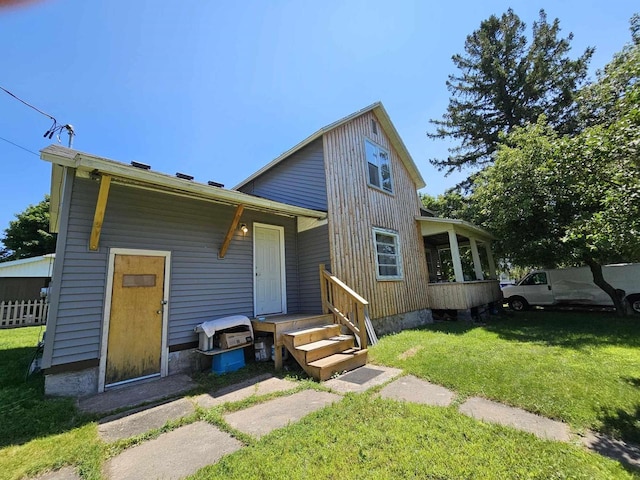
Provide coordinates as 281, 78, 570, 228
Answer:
521, 272, 548, 286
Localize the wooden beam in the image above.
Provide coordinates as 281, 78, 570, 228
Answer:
218, 205, 244, 258
89, 174, 112, 251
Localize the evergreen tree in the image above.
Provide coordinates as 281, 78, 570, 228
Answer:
0, 195, 57, 261
429, 9, 593, 177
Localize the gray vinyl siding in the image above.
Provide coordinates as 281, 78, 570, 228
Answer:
297, 223, 330, 313
49, 176, 300, 366
238, 138, 328, 211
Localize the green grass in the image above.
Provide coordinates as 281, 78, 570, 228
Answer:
1, 317, 639, 479
0, 327, 103, 480
190, 394, 633, 479
370, 311, 640, 443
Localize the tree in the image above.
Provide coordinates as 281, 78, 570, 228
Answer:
472, 19, 640, 316
429, 9, 593, 178
0, 195, 57, 262
421, 192, 474, 220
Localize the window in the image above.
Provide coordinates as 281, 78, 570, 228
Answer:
365, 139, 393, 193
520, 272, 547, 286
373, 228, 403, 280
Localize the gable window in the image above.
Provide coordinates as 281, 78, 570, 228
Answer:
373, 227, 403, 280
365, 139, 393, 193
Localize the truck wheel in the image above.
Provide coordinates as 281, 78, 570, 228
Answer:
628, 295, 640, 314
508, 297, 528, 312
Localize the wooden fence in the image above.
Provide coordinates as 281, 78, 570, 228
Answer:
0, 299, 49, 328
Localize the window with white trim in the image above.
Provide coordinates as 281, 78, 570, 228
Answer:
373, 228, 403, 280
365, 139, 393, 193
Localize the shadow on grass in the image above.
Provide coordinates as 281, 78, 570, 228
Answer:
424, 311, 640, 350
599, 404, 640, 446
0, 345, 92, 448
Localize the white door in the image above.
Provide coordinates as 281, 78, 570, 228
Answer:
520, 272, 554, 305
254, 224, 286, 315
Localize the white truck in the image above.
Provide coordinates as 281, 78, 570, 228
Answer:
502, 263, 640, 313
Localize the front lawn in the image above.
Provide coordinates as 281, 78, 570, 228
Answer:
0, 321, 636, 479
370, 311, 640, 443
192, 394, 631, 479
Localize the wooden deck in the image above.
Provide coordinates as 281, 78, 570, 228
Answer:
428, 280, 503, 310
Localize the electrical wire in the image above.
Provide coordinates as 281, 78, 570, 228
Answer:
0, 84, 75, 143
0, 136, 39, 156
0, 85, 56, 121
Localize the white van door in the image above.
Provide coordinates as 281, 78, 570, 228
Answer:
519, 272, 555, 305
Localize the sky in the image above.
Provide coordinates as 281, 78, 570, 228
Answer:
0, 0, 637, 234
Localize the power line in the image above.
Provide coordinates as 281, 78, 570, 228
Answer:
0, 136, 39, 156
0, 84, 75, 147
0, 85, 55, 121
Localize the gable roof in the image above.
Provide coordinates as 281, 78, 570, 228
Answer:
41, 145, 327, 233
233, 102, 426, 190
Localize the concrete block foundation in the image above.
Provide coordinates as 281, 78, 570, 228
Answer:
45, 367, 99, 397
372, 308, 433, 336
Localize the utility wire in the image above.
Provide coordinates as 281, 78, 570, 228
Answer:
0, 84, 75, 146
0, 85, 56, 121
0, 136, 39, 156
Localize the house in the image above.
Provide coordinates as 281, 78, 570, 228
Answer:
39, 102, 501, 397
0, 253, 54, 301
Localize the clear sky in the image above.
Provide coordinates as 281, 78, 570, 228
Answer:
0, 0, 637, 234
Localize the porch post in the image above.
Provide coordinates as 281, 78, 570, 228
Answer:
469, 237, 484, 281
447, 229, 465, 283
485, 242, 497, 279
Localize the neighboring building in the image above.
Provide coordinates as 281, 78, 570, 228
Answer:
39, 102, 501, 397
0, 254, 54, 301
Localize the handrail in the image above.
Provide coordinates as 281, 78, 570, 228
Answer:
319, 264, 370, 348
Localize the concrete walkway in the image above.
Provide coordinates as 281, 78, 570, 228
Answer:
34, 368, 640, 479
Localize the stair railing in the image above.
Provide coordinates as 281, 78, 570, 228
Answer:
319, 264, 369, 348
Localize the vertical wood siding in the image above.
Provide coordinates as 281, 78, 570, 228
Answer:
49, 177, 300, 366
298, 223, 330, 313
238, 138, 328, 211
323, 111, 430, 319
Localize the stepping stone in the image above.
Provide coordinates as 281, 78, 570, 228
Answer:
30, 466, 80, 480
224, 390, 340, 438
379, 375, 455, 406
104, 421, 242, 480
79, 374, 196, 414
324, 366, 402, 394
98, 398, 195, 442
581, 431, 640, 468
459, 397, 571, 441
195, 374, 297, 408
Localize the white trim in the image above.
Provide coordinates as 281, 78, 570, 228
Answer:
41, 145, 327, 221
416, 215, 495, 241
98, 248, 171, 393
372, 227, 404, 281
364, 137, 394, 195
253, 223, 287, 316
297, 217, 328, 233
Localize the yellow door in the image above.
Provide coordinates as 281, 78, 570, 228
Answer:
105, 254, 165, 385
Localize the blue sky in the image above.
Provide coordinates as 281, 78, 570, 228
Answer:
0, 0, 637, 234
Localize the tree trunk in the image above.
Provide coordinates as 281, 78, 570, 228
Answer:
584, 258, 633, 317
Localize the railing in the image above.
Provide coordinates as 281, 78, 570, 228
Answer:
428, 280, 503, 310
0, 299, 49, 329
319, 264, 375, 347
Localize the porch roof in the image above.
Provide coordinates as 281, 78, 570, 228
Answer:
415, 216, 495, 242
41, 145, 327, 234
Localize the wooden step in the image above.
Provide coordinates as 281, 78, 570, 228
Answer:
306, 348, 368, 381
284, 324, 342, 347
295, 335, 354, 363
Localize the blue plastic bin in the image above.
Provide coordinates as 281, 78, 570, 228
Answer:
212, 348, 245, 374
